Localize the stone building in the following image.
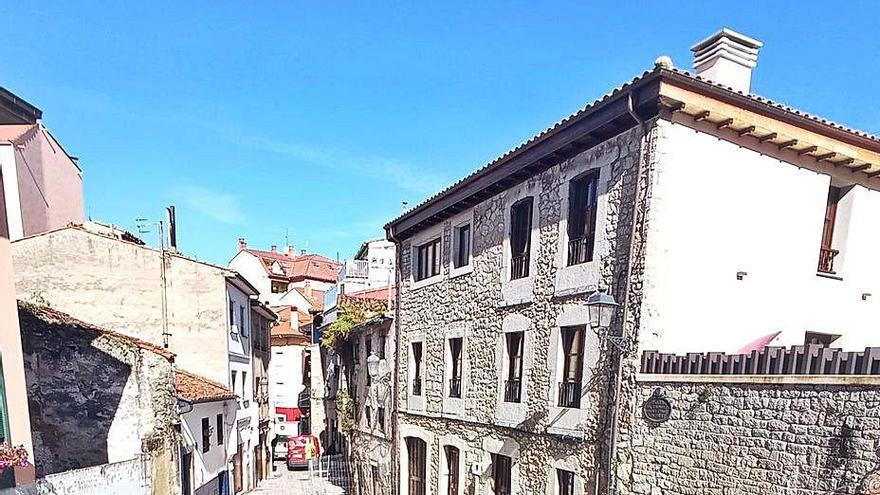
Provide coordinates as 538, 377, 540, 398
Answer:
384, 29, 880, 495
17, 301, 178, 494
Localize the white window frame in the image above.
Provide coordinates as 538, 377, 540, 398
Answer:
439, 435, 468, 495
481, 436, 521, 495
501, 178, 540, 306
494, 314, 531, 426
449, 209, 475, 278
442, 326, 469, 417
399, 424, 435, 495
410, 223, 445, 289
406, 333, 426, 413
554, 145, 618, 296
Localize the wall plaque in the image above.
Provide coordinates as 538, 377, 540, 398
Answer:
643, 390, 672, 423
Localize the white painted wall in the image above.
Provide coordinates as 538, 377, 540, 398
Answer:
269, 343, 306, 432
226, 281, 256, 491
181, 401, 235, 492
229, 251, 275, 305
640, 120, 880, 354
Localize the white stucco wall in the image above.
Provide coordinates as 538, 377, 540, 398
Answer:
229, 251, 275, 305
640, 120, 880, 353
269, 344, 306, 412
181, 401, 235, 492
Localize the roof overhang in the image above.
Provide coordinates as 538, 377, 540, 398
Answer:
385, 68, 880, 242
226, 272, 260, 296
0, 87, 42, 124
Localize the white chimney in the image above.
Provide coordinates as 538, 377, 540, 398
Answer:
691, 28, 763, 93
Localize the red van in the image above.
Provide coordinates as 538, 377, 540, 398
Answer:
287, 434, 320, 469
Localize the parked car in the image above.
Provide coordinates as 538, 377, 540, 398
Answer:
287, 434, 320, 469
273, 435, 289, 461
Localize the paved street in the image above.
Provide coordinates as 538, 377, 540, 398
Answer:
251, 460, 349, 495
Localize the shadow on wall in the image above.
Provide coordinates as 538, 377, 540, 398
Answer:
18, 306, 132, 477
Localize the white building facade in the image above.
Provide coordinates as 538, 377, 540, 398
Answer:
338, 239, 396, 295
385, 29, 880, 495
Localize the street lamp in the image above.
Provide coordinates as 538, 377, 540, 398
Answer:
587, 290, 619, 330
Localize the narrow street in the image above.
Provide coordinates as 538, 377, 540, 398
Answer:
252, 459, 349, 495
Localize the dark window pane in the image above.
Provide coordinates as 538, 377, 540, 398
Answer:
557, 469, 575, 495
455, 224, 471, 268
412, 342, 423, 396
449, 338, 463, 398
415, 238, 442, 281
492, 454, 512, 495
510, 198, 533, 279
568, 173, 598, 266
504, 332, 524, 403
407, 437, 427, 495
446, 446, 460, 495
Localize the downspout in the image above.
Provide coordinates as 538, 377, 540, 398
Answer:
603, 92, 649, 495
386, 225, 403, 495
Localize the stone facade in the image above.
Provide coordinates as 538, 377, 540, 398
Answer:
618, 378, 880, 495
18, 302, 178, 494
395, 123, 655, 495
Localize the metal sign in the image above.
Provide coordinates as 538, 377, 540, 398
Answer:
642, 390, 672, 423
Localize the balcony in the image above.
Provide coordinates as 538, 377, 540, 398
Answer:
510, 255, 528, 280
503, 379, 521, 403
557, 381, 582, 409
412, 377, 422, 396
340, 259, 369, 280
448, 378, 461, 398
818, 247, 839, 274
567, 236, 593, 266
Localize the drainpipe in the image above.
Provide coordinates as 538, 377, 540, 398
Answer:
603, 92, 649, 495
386, 226, 402, 495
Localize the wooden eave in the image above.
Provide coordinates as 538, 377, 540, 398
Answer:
658, 76, 880, 185
386, 74, 663, 241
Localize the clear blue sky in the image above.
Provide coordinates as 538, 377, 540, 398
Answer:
5, 1, 879, 264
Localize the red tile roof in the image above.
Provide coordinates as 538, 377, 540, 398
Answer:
344, 286, 394, 301
295, 287, 326, 311
269, 306, 311, 345
243, 248, 341, 283
175, 370, 236, 404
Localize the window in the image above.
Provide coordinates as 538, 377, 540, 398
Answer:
415, 238, 441, 281
448, 337, 463, 398
377, 407, 385, 433
229, 300, 235, 327
491, 454, 512, 495
557, 469, 575, 495
453, 224, 471, 268
504, 332, 524, 403
445, 446, 460, 495
365, 405, 372, 428
567, 173, 599, 266
216, 414, 224, 445
818, 185, 842, 274
231, 371, 237, 394
242, 372, 247, 401
510, 198, 533, 280
406, 437, 427, 495
271, 280, 288, 293
366, 336, 373, 386
558, 326, 585, 408
201, 417, 210, 453
378, 333, 386, 359
239, 305, 247, 336
411, 342, 423, 396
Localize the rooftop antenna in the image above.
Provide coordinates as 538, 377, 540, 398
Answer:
135, 215, 171, 349
402, 200, 409, 211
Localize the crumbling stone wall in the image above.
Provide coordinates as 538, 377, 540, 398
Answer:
396, 123, 658, 494
18, 303, 178, 493
618, 379, 880, 495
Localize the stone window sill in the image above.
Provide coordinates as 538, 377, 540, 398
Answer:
411, 274, 443, 290
816, 271, 843, 281
449, 264, 473, 279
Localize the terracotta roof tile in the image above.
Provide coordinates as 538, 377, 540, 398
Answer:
242, 248, 341, 283
344, 286, 394, 301
175, 370, 236, 403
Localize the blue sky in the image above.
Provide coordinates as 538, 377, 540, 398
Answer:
5, 1, 879, 264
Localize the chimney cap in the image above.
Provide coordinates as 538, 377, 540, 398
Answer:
237, 238, 247, 250
271, 245, 277, 252
691, 28, 763, 52
654, 55, 674, 69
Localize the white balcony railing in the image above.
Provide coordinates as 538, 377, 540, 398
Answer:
340, 259, 369, 279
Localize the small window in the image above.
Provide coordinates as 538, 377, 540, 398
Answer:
453, 224, 471, 268
491, 453, 512, 495
415, 238, 441, 281
406, 437, 427, 495
366, 336, 373, 386
201, 417, 211, 453
216, 414, 224, 445
557, 469, 575, 495
448, 337, 463, 398
242, 372, 247, 400
271, 280, 288, 293
445, 446, 460, 495
378, 333, 386, 359
231, 371, 237, 394
377, 407, 385, 433
412, 342, 423, 396
567, 173, 599, 266
365, 405, 372, 428
372, 465, 381, 495
503, 332, 524, 403
558, 326, 585, 409
510, 198, 533, 280
229, 300, 235, 327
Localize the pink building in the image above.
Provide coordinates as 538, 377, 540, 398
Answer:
0, 87, 83, 240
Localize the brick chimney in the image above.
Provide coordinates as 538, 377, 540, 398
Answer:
270, 245, 277, 252
237, 237, 247, 251
691, 28, 763, 93
286, 245, 296, 257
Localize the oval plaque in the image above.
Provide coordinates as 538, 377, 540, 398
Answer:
643, 393, 672, 423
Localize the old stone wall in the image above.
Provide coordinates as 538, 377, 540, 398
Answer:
395, 122, 658, 494
0, 456, 151, 495
618, 378, 880, 495
18, 303, 178, 493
